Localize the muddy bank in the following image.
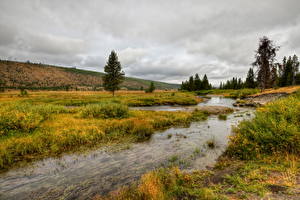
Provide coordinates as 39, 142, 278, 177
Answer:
196, 106, 234, 115
233, 92, 288, 107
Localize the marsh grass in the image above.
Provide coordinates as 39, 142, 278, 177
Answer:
0, 91, 208, 169
0, 102, 68, 136
79, 103, 129, 119
195, 88, 259, 98
0, 91, 199, 106
218, 114, 227, 120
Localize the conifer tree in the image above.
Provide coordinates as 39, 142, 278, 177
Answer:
103, 51, 125, 96
253, 36, 279, 90
194, 73, 202, 90
146, 81, 155, 93
202, 74, 209, 90
188, 76, 194, 91
245, 68, 256, 88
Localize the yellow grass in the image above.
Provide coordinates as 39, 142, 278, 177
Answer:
250, 85, 300, 97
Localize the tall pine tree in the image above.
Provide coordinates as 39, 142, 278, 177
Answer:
245, 68, 256, 88
253, 36, 279, 90
202, 74, 209, 90
103, 51, 125, 96
194, 73, 202, 90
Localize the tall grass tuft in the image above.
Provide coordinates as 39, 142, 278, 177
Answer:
80, 103, 129, 119
0, 102, 67, 136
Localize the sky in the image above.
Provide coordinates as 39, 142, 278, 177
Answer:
0, 0, 300, 85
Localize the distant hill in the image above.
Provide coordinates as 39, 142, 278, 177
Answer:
0, 60, 179, 90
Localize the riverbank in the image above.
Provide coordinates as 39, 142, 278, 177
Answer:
97, 90, 300, 200
233, 85, 300, 107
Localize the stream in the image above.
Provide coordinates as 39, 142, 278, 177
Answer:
0, 97, 254, 200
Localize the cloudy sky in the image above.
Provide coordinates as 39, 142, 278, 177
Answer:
0, 0, 300, 85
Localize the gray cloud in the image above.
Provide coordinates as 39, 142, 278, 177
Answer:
0, 0, 300, 85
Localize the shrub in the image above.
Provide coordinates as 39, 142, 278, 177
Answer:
80, 103, 129, 119
19, 88, 28, 96
227, 91, 300, 159
218, 114, 227, 120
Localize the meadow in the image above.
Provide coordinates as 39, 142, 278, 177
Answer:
195, 88, 260, 98
98, 90, 300, 200
0, 90, 205, 170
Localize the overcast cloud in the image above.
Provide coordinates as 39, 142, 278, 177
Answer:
0, 0, 300, 85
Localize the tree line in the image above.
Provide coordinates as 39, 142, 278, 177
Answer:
180, 74, 212, 91
220, 37, 299, 90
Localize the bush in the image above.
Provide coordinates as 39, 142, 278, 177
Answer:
80, 103, 129, 119
19, 89, 28, 96
227, 91, 300, 159
218, 114, 227, 120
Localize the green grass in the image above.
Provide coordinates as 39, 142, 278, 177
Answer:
218, 114, 227, 120
79, 103, 129, 119
0, 91, 199, 107
195, 88, 259, 98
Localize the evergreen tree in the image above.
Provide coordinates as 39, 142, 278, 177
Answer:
103, 51, 125, 96
245, 68, 256, 88
295, 73, 300, 85
180, 81, 187, 90
194, 73, 202, 90
220, 77, 245, 89
253, 36, 279, 90
202, 74, 209, 90
270, 65, 278, 87
219, 82, 223, 89
146, 81, 155, 93
180, 74, 212, 91
278, 55, 299, 86
280, 56, 293, 86
188, 76, 194, 91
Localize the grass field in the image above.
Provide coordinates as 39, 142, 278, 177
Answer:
0, 91, 205, 170
0, 90, 200, 106
98, 89, 300, 200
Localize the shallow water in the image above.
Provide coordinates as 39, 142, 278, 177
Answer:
0, 97, 253, 200
130, 96, 236, 111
